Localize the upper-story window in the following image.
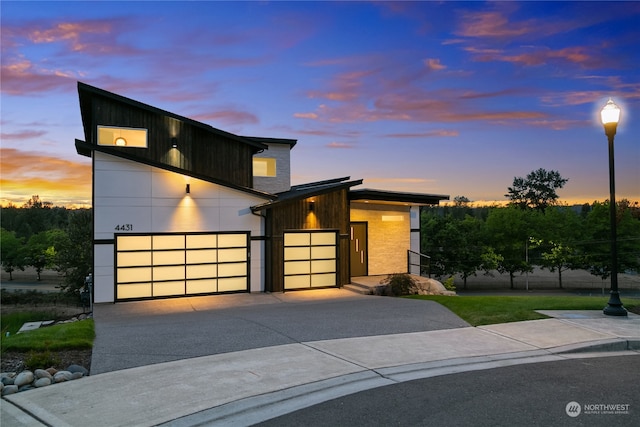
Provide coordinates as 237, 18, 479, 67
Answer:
98, 126, 148, 148
253, 157, 276, 177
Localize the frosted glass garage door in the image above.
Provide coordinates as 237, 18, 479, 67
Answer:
115, 232, 248, 300
283, 231, 337, 290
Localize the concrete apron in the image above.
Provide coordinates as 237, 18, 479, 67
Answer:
4, 313, 639, 427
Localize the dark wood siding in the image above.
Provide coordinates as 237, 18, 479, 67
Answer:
90, 96, 256, 187
265, 189, 350, 292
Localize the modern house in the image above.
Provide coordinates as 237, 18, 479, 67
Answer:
75, 82, 448, 303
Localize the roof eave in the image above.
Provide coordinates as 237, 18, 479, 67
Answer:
349, 188, 449, 206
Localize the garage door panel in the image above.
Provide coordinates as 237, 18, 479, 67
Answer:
187, 279, 217, 294
154, 250, 185, 265
118, 267, 151, 283
218, 262, 247, 277
153, 281, 185, 297
218, 248, 247, 262
117, 252, 151, 267
187, 264, 216, 279
312, 273, 336, 287
218, 277, 246, 292
153, 265, 185, 281
311, 260, 335, 274
117, 283, 152, 299
116, 232, 248, 301
283, 231, 337, 290
187, 249, 217, 264
285, 275, 310, 289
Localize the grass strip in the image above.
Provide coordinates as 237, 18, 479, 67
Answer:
1, 318, 94, 352
406, 295, 638, 326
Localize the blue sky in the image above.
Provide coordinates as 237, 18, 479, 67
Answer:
1, 1, 639, 207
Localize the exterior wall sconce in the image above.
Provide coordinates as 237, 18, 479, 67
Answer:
308, 200, 315, 212
114, 136, 127, 146
171, 137, 178, 148
186, 183, 190, 194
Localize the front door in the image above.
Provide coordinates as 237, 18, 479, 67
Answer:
350, 222, 368, 277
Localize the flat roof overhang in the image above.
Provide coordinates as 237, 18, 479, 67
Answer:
349, 189, 449, 206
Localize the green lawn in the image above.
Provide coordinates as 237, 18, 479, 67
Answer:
1, 312, 94, 352
406, 295, 638, 326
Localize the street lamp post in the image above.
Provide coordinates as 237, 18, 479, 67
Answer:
600, 98, 627, 316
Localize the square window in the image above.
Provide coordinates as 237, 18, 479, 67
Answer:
253, 158, 276, 177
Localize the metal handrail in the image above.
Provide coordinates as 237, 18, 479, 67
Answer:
408, 250, 431, 278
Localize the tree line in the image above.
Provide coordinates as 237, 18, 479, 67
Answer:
422, 169, 640, 289
1, 196, 92, 293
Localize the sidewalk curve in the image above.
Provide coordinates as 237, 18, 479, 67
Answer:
3, 302, 639, 426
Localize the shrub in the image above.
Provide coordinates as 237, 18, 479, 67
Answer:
443, 276, 456, 292
26, 349, 60, 370
379, 273, 417, 296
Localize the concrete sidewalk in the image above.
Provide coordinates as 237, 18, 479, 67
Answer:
2, 305, 639, 426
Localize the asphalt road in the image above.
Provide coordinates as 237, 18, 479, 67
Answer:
257, 355, 640, 427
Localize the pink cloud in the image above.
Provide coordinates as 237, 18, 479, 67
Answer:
456, 9, 531, 38
326, 142, 354, 149
424, 58, 446, 71
384, 130, 459, 138
474, 46, 596, 67
0, 59, 77, 95
0, 129, 47, 140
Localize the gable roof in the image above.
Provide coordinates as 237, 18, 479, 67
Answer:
251, 177, 363, 211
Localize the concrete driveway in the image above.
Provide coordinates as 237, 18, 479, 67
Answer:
91, 289, 470, 374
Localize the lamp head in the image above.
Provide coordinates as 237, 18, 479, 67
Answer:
600, 98, 620, 139
114, 137, 127, 146
600, 98, 621, 125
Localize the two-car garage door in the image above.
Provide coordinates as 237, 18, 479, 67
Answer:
115, 232, 249, 301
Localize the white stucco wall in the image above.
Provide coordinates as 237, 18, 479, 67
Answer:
93, 152, 267, 302
350, 203, 411, 275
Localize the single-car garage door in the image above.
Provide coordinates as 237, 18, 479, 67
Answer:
283, 230, 338, 290
115, 232, 249, 301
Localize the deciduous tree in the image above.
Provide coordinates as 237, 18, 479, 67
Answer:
506, 168, 568, 211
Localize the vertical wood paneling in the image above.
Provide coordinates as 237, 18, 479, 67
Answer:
90, 96, 256, 188
264, 189, 350, 292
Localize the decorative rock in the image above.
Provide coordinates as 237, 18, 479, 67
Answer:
34, 377, 52, 388
18, 384, 34, 392
53, 371, 74, 383
46, 367, 58, 375
34, 369, 53, 380
67, 364, 89, 376
14, 371, 34, 387
2, 385, 18, 396
1, 374, 15, 385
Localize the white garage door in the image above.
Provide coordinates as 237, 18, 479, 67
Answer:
115, 232, 249, 300
283, 231, 337, 290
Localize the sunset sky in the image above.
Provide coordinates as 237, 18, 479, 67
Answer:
1, 1, 639, 208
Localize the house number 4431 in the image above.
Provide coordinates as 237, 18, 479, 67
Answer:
114, 224, 133, 231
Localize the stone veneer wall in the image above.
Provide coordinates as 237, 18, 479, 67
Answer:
252, 143, 291, 194
350, 203, 410, 275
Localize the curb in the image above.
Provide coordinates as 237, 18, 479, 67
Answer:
159, 341, 639, 427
